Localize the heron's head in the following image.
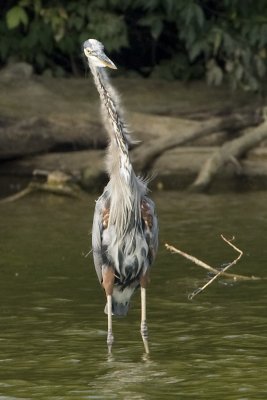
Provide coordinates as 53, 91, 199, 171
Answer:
83, 39, 117, 69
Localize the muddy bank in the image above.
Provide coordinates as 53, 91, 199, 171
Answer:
0, 63, 267, 197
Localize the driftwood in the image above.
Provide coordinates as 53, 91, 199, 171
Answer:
131, 109, 263, 172
0, 182, 80, 203
190, 119, 267, 192
0, 170, 81, 203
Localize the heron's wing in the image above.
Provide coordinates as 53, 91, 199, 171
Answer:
150, 203, 159, 263
142, 196, 158, 266
92, 194, 108, 284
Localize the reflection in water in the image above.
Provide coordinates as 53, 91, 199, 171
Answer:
0, 192, 267, 399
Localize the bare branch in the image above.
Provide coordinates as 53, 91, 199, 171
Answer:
165, 236, 261, 300
188, 235, 243, 299
165, 243, 218, 274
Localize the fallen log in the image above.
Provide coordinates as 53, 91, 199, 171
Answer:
0, 105, 262, 164
0, 113, 197, 160
0, 116, 106, 160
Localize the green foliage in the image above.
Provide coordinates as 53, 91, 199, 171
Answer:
1, 0, 267, 91
6, 5, 29, 29
0, 0, 129, 75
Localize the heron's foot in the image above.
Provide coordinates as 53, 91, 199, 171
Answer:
141, 321, 149, 354
107, 329, 114, 353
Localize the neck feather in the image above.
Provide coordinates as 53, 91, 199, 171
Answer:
90, 64, 132, 181
89, 62, 147, 238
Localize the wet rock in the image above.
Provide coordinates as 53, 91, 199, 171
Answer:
0, 62, 33, 83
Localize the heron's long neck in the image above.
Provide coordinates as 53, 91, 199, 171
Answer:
90, 64, 144, 238
91, 65, 132, 183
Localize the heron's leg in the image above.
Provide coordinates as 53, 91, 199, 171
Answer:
102, 267, 115, 353
106, 294, 113, 352
140, 273, 150, 354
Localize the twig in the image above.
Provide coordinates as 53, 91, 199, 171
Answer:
165, 235, 260, 300
188, 235, 242, 299
165, 242, 253, 281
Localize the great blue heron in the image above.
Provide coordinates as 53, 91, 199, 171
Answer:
83, 39, 158, 353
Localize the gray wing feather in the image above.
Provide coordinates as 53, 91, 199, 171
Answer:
92, 192, 158, 284
143, 196, 158, 266
92, 196, 106, 284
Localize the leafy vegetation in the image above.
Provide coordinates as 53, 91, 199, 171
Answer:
1, 0, 267, 89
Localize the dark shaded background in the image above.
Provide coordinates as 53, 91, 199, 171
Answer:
1, 0, 267, 90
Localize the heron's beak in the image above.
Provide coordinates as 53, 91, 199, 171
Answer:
97, 52, 117, 69
84, 46, 117, 70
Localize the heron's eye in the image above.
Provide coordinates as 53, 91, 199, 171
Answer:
85, 48, 92, 56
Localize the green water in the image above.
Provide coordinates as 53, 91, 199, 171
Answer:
0, 192, 266, 399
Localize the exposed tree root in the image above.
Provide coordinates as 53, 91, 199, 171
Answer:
190, 119, 267, 192
132, 109, 263, 172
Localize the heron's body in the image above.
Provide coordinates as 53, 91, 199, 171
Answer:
84, 39, 158, 352
93, 186, 157, 316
